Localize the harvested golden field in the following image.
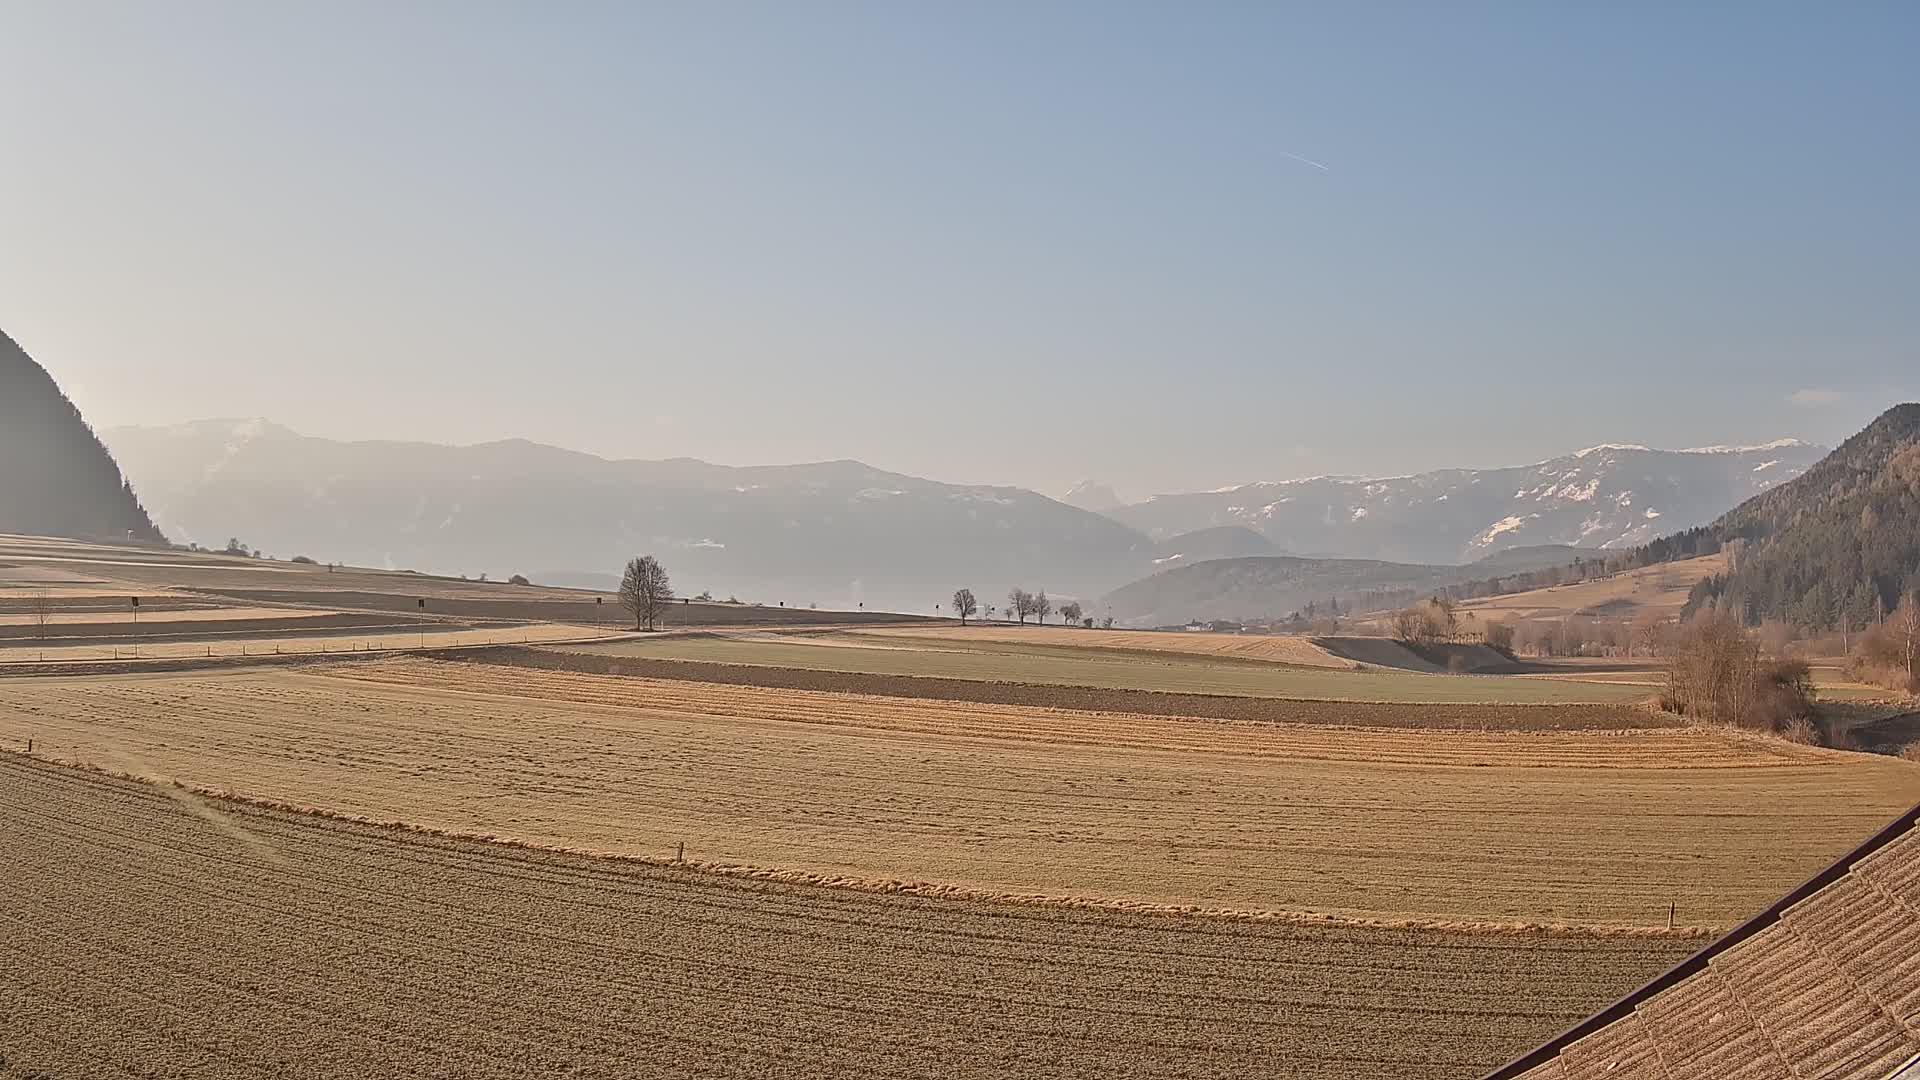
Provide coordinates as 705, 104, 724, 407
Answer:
558, 631, 1648, 703
1456, 553, 1730, 623
0, 620, 616, 664
6, 659, 1917, 926
0, 755, 1697, 1080
859, 623, 1355, 667
0, 604, 322, 626
467, 645, 1670, 729
0, 533, 925, 634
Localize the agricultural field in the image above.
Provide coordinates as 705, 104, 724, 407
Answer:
554, 631, 1650, 704
5, 535, 1917, 1080
5, 658, 1916, 926
860, 623, 1357, 667
0, 755, 1698, 1080
0, 621, 617, 664
1455, 552, 1729, 623
1509, 657, 1903, 705
0, 533, 913, 664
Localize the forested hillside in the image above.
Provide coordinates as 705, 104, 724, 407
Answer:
0, 330, 163, 543
1684, 404, 1920, 629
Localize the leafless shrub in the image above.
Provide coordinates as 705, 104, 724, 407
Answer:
1849, 592, 1920, 698
1483, 621, 1515, 654
1779, 716, 1820, 746
1659, 611, 1814, 733
1391, 598, 1456, 645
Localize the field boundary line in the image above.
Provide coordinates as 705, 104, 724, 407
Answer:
0, 750, 1716, 941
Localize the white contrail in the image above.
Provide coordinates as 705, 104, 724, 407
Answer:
1281, 151, 1330, 172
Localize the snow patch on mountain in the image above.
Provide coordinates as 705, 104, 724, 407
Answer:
1681, 438, 1813, 454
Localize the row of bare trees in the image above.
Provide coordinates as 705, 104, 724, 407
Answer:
1005, 588, 1051, 624
941, 587, 1090, 627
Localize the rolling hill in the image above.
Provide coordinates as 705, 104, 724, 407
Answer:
1099, 545, 1597, 628
1109, 442, 1825, 564
0, 329, 163, 544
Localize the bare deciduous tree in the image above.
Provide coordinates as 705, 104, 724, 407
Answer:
1059, 601, 1083, 626
1008, 588, 1031, 624
1851, 591, 1920, 697
1630, 611, 1668, 659
28, 588, 54, 643
619, 555, 673, 631
951, 588, 978, 625
1031, 590, 1052, 625
1900, 591, 1920, 691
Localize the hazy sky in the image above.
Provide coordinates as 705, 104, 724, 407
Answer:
5, 2, 1917, 498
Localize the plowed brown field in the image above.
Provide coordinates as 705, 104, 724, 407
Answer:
0, 755, 1696, 1080
5, 659, 1917, 926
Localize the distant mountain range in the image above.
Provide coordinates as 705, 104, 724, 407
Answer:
103, 420, 1154, 612
1, 329, 162, 544
102, 419, 1828, 619
1107, 442, 1826, 565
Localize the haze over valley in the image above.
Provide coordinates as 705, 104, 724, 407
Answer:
104, 415, 1825, 621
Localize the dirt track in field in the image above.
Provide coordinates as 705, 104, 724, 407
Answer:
484, 645, 1667, 729
0, 755, 1696, 1080
5, 659, 1916, 926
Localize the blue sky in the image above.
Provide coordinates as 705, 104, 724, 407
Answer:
4, 1, 1916, 497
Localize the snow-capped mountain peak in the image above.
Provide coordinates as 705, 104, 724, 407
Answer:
1109, 439, 1827, 564
1678, 437, 1814, 454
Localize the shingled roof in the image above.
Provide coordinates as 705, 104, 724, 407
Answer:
1487, 802, 1920, 1080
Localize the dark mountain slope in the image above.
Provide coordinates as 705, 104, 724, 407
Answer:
0, 330, 162, 543
1683, 404, 1920, 628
